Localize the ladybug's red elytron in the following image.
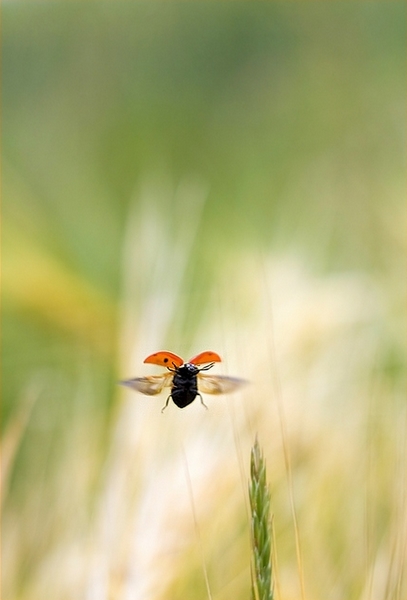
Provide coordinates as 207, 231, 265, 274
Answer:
121, 350, 246, 412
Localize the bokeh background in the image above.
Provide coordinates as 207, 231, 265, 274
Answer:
2, 3, 406, 600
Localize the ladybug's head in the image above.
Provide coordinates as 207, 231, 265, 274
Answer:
178, 363, 200, 377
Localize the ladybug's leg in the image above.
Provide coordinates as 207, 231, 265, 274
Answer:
161, 394, 172, 413
197, 393, 208, 410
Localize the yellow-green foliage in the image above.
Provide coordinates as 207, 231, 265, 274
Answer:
2, 3, 405, 600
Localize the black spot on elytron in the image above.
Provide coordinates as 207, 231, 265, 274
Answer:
163, 358, 168, 363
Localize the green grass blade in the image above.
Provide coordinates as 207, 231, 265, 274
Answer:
249, 437, 273, 600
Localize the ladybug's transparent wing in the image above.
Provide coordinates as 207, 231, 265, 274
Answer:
197, 374, 247, 395
120, 373, 173, 396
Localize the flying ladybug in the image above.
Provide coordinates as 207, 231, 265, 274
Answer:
121, 350, 246, 412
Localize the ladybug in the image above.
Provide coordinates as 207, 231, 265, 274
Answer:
121, 350, 246, 412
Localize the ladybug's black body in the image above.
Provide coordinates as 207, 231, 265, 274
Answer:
169, 363, 201, 408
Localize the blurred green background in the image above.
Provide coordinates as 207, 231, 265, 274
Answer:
2, 3, 406, 600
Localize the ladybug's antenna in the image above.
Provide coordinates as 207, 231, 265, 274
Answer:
198, 362, 215, 372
